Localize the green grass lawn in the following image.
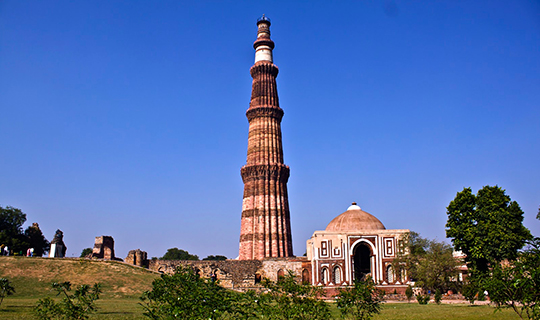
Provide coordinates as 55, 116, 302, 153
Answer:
1, 298, 521, 320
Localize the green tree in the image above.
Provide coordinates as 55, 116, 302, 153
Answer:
34, 282, 101, 320
80, 248, 92, 258
446, 186, 532, 278
336, 277, 383, 320
261, 270, 330, 320
405, 285, 414, 303
0, 205, 29, 253
484, 238, 540, 320
160, 247, 199, 260
0, 278, 15, 308
140, 266, 256, 319
394, 232, 459, 293
202, 255, 227, 261
24, 223, 50, 257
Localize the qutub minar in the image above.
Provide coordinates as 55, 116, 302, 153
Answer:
239, 15, 293, 260
148, 16, 418, 296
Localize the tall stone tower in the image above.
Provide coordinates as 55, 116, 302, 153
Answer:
239, 16, 293, 260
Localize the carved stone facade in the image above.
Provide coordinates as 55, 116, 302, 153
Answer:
239, 15, 293, 260
125, 249, 148, 268
306, 203, 410, 294
92, 236, 121, 261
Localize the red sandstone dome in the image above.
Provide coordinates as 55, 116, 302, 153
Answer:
325, 203, 386, 232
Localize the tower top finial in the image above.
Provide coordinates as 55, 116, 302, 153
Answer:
257, 14, 271, 26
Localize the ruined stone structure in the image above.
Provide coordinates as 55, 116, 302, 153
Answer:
91, 236, 121, 261
239, 15, 293, 260
149, 258, 309, 291
49, 229, 67, 258
125, 249, 148, 268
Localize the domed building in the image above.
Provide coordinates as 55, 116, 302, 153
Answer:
306, 203, 410, 293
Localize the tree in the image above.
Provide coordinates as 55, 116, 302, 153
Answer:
202, 255, 227, 261
24, 223, 50, 257
394, 232, 460, 293
140, 266, 256, 319
446, 186, 532, 277
0, 278, 15, 308
336, 277, 383, 320
80, 248, 92, 258
34, 282, 101, 320
405, 285, 414, 303
0, 206, 29, 253
261, 270, 330, 320
160, 248, 199, 260
484, 238, 540, 320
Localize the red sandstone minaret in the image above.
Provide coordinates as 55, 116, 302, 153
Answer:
239, 15, 293, 260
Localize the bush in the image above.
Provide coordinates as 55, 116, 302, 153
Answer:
0, 278, 15, 308
434, 289, 442, 304
416, 294, 430, 305
34, 282, 101, 320
261, 270, 330, 320
405, 285, 414, 303
140, 265, 256, 319
336, 277, 383, 320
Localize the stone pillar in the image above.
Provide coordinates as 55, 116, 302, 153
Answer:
239, 15, 293, 260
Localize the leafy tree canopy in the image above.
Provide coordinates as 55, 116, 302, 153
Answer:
24, 223, 50, 257
446, 185, 532, 276
80, 248, 93, 258
160, 247, 199, 261
0, 206, 29, 253
394, 232, 459, 293
484, 237, 540, 320
202, 255, 227, 261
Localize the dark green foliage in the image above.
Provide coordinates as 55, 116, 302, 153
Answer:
461, 281, 479, 305
394, 232, 459, 293
140, 266, 256, 319
0, 278, 15, 308
202, 255, 227, 261
79, 248, 92, 258
446, 186, 532, 277
160, 247, 199, 260
261, 270, 330, 320
434, 289, 442, 304
24, 223, 50, 257
34, 282, 102, 319
416, 294, 430, 305
405, 285, 414, 303
0, 205, 29, 253
336, 277, 383, 320
484, 238, 540, 320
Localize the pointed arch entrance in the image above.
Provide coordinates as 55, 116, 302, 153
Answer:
353, 242, 372, 281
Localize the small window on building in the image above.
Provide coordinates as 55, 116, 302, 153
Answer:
386, 265, 394, 283
321, 267, 329, 285
302, 269, 310, 284
277, 269, 285, 282
255, 273, 262, 284
333, 266, 342, 284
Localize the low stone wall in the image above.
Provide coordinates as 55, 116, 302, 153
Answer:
149, 257, 309, 291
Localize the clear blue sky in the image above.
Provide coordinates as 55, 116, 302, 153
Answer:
1, 1, 539, 259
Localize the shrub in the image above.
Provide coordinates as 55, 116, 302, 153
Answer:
416, 294, 430, 305
34, 282, 101, 320
0, 278, 15, 308
336, 277, 383, 320
405, 285, 414, 303
434, 289, 442, 304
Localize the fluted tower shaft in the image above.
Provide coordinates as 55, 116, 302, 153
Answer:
239, 16, 293, 260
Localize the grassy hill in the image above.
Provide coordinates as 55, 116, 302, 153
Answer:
0, 256, 159, 319
0, 256, 159, 299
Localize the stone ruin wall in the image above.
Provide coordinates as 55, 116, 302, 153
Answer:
149, 258, 309, 291
125, 249, 148, 268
